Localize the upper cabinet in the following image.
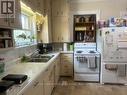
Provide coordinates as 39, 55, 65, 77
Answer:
36, 0, 44, 14
52, 0, 69, 17
52, 0, 71, 42
21, 0, 44, 14
9, 0, 22, 29
37, 0, 52, 43
37, 15, 52, 43
0, 0, 22, 29
52, 17, 70, 42
43, 0, 51, 16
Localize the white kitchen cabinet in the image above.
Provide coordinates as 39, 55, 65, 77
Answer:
52, 0, 70, 42
21, 0, 44, 14
0, 16, 8, 28
21, 0, 35, 11
40, 14, 52, 43
20, 55, 60, 95
43, 64, 55, 95
52, 17, 70, 42
0, 0, 22, 29
35, 0, 44, 14
54, 56, 60, 85
9, 0, 22, 29
38, 0, 52, 43
60, 53, 73, 76
21, 75, 44, 95
44, 0, 51, 16
52, 0, 69, 17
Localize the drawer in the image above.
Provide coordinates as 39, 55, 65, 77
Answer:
61, 66, 73, 73
61, 54, 73, 59
62, 63, 73, 68
61, 69, 73, 76
61, 60, 73, 64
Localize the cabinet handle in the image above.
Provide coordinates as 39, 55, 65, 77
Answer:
4, 15, 8, 22
57, 12, 59, 15
4, 18, 7, 22
61, 12, 63, 15
45, 68, 48, 72
10, 18, 14, 23
33, 81, 39, 87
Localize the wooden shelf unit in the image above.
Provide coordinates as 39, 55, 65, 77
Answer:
0, 29, 13, 49
73, 14, 96, 42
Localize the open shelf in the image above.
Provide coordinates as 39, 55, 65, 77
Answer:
0, 28, 13, 49
73, 14, 96, 42
0, 37, 12, 39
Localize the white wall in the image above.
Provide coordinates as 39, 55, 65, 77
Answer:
0, 45, 37, 70
70, 0, 127, 20
69, 0, 127, 41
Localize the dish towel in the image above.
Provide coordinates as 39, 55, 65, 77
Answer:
88, 56, 96, 69
105, 64, 118, 70
117, 64, 126, 77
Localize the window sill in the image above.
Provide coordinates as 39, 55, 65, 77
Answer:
0, 44, 37, 52
15, 43, 37, 49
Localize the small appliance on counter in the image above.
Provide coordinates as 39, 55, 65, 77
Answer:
63, 43, 68, 51
37, 43, 53, 54
63, 43, 74, 51
0, 80, 14, 94
2, 74, 28, 84
0, 58, 5, 75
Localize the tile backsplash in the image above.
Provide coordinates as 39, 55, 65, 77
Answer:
0, 45, 37, 70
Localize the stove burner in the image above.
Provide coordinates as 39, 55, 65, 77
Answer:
89, 50, 96, 53
76, 51, 83, 53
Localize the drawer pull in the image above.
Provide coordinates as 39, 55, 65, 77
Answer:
33, 81, 39, 87
45, 68, 48, 72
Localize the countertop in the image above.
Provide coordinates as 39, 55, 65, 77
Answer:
0, 52, 60, 95
60, 51, 74, 54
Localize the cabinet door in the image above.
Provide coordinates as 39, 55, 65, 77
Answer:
44, 0, 51, 15
52, 0, 69, 17
41, 14, 52, 43
52, 0, 60, 16
52, 17, 61, 42
35, 0, 44, 14
60, 0, 69, 16
54, 57, 60, 85
44, 66, 54, 95
52, 17, 70, 42
21, 76, 43, 95
21, 83, 36, 95
9, 0, 22, 29
21, 0, 34, 10
60, 17, 70, 42
0, 17, 8, 28
60, 53, 73, 76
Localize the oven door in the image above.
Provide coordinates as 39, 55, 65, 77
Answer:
74, 55, 99, 74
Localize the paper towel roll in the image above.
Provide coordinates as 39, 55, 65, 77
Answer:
63, 43, 68, 51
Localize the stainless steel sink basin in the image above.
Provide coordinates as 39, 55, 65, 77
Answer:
28, 55, 54, 63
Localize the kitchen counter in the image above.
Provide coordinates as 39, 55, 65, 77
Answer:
60, 51, 74, 54
0, 52, 60, 95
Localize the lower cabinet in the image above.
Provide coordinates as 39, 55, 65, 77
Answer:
54, 56, 60, 86
21, 75, 44, 95
20, 56, 60, 95
60, 53, 73, 76
44, 65, 55, 95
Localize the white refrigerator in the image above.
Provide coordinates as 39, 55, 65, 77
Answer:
97, 27, 127, 84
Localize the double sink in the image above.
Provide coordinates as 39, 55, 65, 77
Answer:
27, 54, 54, 63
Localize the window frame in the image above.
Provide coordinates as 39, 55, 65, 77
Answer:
13, 4, 37, 47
